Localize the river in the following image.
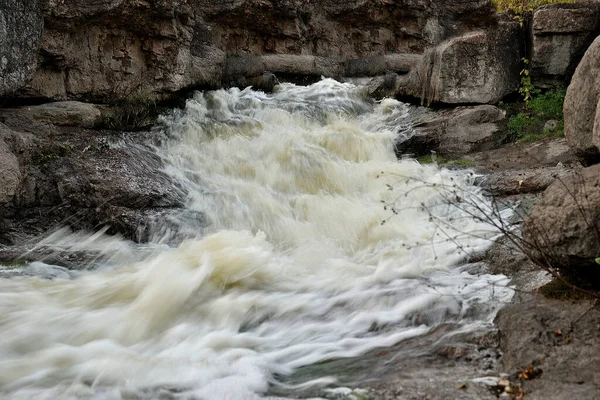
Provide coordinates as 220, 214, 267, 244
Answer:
0, 79, 512, 399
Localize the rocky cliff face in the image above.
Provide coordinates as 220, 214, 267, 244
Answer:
17, 0, 498, 102
0, 0, 44, 96
531, 2, 600, 86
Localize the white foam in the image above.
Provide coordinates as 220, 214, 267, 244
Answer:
0, 79, 512, 399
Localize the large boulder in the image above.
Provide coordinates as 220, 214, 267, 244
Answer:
0, 0, 44, 96
398, 105, 506, 156
523, 165, 600, 286
531, 2, 600, 86
564, 36, 600, 164
412, 22, 521, 104
13, 101, 103, 128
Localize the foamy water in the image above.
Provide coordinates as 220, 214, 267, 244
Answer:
0, 79, 512, 399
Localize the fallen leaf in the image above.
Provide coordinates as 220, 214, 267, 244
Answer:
554, 328, 562, 336
498, 379, 510, 387
518, 365, 542, 380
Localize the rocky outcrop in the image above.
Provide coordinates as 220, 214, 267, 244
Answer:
531, 2, 600, 86
479, 166, 571, 196
523, 165, 600, 286
8, 102, 103, 128
20, 0, 221, 101
398, 105, 507, 156
412, 23, 521, 104
466, 138, 578, 195
9, 0, 600, 105
0, 0, 44, 96
564, 36, 600, 164
0, 128, 21, 205
496, 292, 600, 400
0, 111, 187, 244
15, 0, 506, 102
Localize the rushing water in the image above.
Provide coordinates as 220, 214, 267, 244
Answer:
0, 80, 512, 399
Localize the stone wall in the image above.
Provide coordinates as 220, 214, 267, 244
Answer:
16, 0, 500, 102
4, 1, 600, 105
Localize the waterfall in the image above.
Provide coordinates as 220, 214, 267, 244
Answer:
0, 79, 512, 399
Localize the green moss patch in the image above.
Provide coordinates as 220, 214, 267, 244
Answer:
507, 88, 566, 144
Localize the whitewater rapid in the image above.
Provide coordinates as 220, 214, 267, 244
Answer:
0, 79, 512, 399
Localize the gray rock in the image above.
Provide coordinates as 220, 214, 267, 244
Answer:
467, 138, 578, 173
414, 23, 521, 105
344, 54, 422, 77
544, 119, 559, 132
45, 146, 181, 211
442, 105, 506, 154
0, 133, 20, 205
0, 0, 43, 96
564, 36, 600, 164
366, 73, 401, 100
262, 55, 342, 78
0, 110, 190, 243
531, 2, 600, 85
523, 164, 600, 285
16, 0, 500, 102
399, 105, 506, 156
249, 72, 279, 93
496, 293, 600, 400
479, 166, 570, 196
17, 101, 103, 128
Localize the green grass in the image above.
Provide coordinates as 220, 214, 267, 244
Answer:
528, 88, 565, 120
99, 98, 165, 131
507, 87, 566, 143
417, 154, 475, 167
492, 0, 575, 13
508, 113, 536, 137
516, 120, 564, 143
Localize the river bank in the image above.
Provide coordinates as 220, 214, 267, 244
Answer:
2, 1, 600, 399
0, 84, 597, 400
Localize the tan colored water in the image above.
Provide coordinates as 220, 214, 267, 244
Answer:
0, 80, 512, 399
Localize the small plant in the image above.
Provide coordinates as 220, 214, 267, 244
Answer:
507, 113, 535, 138
516, 120, 564, 143
99, 97, 165, 131
507, 87, 566, 142
492, 0, 575, 14
417, 154, 475, 168
378, 170, 600, 298
518, 58, 540, 103
493, 0, 576, 30
528, 88, 566, 120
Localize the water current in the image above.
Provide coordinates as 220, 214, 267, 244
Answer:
0, 79, 512, 399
